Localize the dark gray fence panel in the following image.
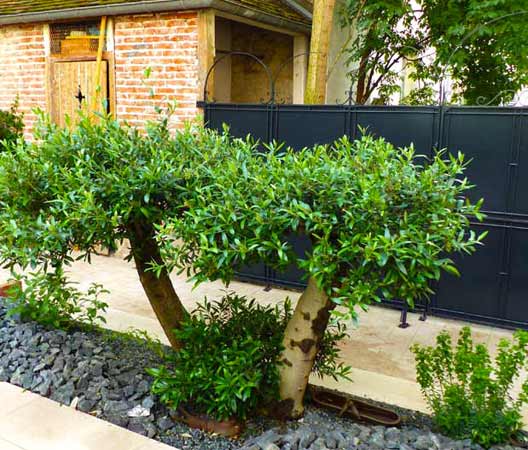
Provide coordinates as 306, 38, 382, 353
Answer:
203, 104, 270, 142
441, 108, 518, 214
355, 106, 439, 155
275, 106, 348, 151
512, 113, 528, 216
199, 102, 528, 329
431, 222, 507, 322
504, 227, 528, 324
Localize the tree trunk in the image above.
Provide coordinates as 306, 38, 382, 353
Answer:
304, 0, 337, 104
277, 277, 335, 418
355, 52, 369, 104
127, 221, 188, 349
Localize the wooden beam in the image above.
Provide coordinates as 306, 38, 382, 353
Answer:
91, 15, 107, 113
43, 24, 52, 113
213, 10, 304, 37
198, 9, 216, 102
293, 34, 309, 104
304, 0, 336, 104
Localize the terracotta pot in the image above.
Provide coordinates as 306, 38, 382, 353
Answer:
0, 280, 21, 298
170, 406, 243, 438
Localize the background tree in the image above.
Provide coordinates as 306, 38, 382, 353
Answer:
0, 111, 237, 348
340, 0, 528, 105
161, 134, 485, 418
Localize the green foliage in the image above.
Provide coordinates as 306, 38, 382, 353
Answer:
0, 109, 238, 271
148, 293, 349, 420
162, 134, 484, 320
0, 109, 248, 335
341, 0, 420, 104
341, 0, 528, 105
412, 327, 528, 448
0, 99, 24, 146
4, 268, 108, 329
148, 294, 291, 421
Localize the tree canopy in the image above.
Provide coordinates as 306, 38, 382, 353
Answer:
0, 111, 241, 347
341, 0, 528, 105
163, 135, 484, 313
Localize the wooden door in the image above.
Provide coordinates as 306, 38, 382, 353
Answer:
51, 60, 108, 127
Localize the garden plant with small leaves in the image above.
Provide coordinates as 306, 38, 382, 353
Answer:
412, 327, 528, 448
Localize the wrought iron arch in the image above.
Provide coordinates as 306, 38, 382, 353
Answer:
202, 51, 275, 104
272, 52, 320, 103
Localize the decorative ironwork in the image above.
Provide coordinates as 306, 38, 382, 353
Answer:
75, 85, 86, 108
475, 90, 519, 107
203, 51, 326, 105
202, 51, 274, 104
337, 80, 356, 106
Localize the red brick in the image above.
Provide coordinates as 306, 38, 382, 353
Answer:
1, 10, 201, 137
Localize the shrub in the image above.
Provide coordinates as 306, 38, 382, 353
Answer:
0, 99, 24, 146
4, 268, 108, 329
412, 327, 528, 448
148, 293, 350, 421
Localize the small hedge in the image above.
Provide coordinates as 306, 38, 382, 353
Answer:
413, 327, 528, 448
148, 294, 350, 421
0, 99, 24, 146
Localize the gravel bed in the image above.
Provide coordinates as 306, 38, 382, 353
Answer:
0, 301, 523, 450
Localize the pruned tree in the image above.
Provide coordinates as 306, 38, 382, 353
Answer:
0, 111, 238, 348
160, 134, 485, 418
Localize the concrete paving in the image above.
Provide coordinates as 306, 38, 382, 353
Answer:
0, 253, 526, 448
0, 382, 172, 450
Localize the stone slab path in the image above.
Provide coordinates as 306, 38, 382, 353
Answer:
0, 382, 172, 450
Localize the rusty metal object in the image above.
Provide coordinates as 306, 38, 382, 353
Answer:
0, 280, 21, 298
511, 431, 528, 448
309, 385, 401, 427
170, 406, 243, 438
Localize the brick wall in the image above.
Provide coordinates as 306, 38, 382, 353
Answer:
114, 12, 200, 130
0, 12, 200, 138
0, 24, 47, 139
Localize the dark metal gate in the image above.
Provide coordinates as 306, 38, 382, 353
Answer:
197, 101, 528, 329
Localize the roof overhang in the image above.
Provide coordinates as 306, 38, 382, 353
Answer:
0, 0, 311, 33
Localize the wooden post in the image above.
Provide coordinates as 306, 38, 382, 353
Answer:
293, 35, 309, 104
198, 10, 216, 102
91, 16, 108, 114
304, 0, 336, 104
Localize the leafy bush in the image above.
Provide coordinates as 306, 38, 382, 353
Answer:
148, 293, 350, 421
4, 269, 108, 329
412, 327, 528, 448
0, 99, 24, 146
0, 107, 244, 349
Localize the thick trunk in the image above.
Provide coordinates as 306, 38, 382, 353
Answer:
127, 221, 188, 349
277, 277, 334, 418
